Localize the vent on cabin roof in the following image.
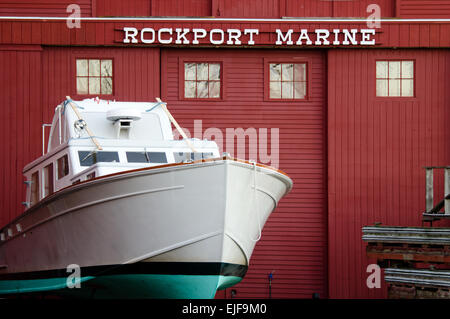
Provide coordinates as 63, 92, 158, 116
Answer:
106, 108, 142, 139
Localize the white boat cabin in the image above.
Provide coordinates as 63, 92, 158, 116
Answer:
22, 98, 220, 209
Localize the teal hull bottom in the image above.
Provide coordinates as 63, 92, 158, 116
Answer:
0, 262, 246, 299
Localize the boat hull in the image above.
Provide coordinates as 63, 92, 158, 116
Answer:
0, 158, 292, 298
0, 262, 245, 299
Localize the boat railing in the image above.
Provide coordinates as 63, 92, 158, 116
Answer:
41, 124, 52, 155
422, 166, 450, 222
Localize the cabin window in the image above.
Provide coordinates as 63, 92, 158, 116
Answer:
184, 62, 221, 99
42, 163, 54, 197
173, 152, 214, 163
269, 63, 307, 99
76, 59, 113, 95
30, 172, 39, 205
57, 155, 69, 179
78, 151, 119, 166
126, 152, 168, 164
86, 172, 96, 180
376, 60, 414, 97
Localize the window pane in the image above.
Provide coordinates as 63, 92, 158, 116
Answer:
101, 77, 113, 95
197, 63, 209, 80
76, 59, 88, 76
89, 77, 100, 94
282, 64, 294, 82
31, 172, 39, 204
402, 79, 414, 97
389, 79, 401, 96
77, 77, 88, 95
101, 60, 112, 77
270, 64, 281, 81
376, 61, 388, 78
282, 82, 293, 99
209, 81, 220, 98
402, 61, 414, 79
43, 164, 53, 197
376, 79, 388, 96
147, 152, 167, 163
185, 63, 196, 80
79, 151, 119, 167
185, 81, 196, 98
270, 81, 281, 99
57, 155, 69, 179
294, 82, 306, 99
209, 64, 220, 81
89, 59, 100, 76
197, 81, 208, 98
127, 151, 168, 164
294, 64, 306, 81
126, 152, 148, 163
388, 61, 400, 79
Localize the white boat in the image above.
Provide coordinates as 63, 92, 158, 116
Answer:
0, 97, 293, 298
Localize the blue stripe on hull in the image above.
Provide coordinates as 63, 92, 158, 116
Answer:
0, 274, 242, 299
0, 276, 94, 295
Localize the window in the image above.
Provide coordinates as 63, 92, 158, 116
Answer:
173, 152, 214, 163
86, 172, 96, 180
78, 151, 119, 167
269, 63, 307, 99
57, 155, 70, 179
126, 152, 168, 164
184, 62, 221, 99
376, 61, 414, 97
42, 163, 54, 198
76, 59, 113, 95
30, 172, 39, 205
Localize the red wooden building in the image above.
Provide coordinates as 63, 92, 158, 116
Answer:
0, 0, 449, 299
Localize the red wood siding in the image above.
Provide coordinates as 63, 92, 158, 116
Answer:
285, 0, 333, 17
213, 0, 280, 18
397, 0, 450, 18
0, 46, 160, 227
162, 48, 328, 298
0, 0, 92, 17
285, 0, 395, 17
331, 0, 395, 18
96, 0, 150, 17
0, 46, 42, 227
327, 48, 450, 298
152, 0, 212, 17
2, 0, 450, 19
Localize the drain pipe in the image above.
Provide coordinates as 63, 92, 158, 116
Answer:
268, 272, 274, 299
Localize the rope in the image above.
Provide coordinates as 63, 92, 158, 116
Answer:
62, 98, 84, 115
145, 101, 164, 112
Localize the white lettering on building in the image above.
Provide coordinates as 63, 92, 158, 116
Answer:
122, 27, 376, 46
